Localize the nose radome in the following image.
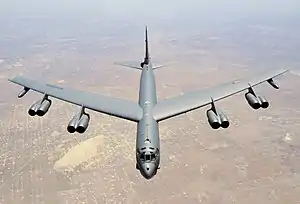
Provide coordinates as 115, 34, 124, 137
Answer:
140, 163, 156, 179
145, 164, 151, 171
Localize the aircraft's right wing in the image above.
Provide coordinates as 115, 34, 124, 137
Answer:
153, 69, 288, 122
9, 76, 143, 122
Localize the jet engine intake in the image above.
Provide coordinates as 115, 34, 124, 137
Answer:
258, 96, 269, 109
245, 92, 261, 109
67, 113, 90, 134
28, 100, 42, 116
218, 110, 230, 129
36, 99, 52, 116
67, 114, 80, 133
206, 109, 221, 129
76, 114, 90, 134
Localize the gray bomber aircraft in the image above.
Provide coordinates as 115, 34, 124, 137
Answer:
9, 26, 288, 179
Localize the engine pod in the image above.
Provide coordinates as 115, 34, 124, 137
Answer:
76, 114, 90, 134
258, 96, 269, 109
245, 93, 261, 109
67, 114, 81, 133
36, 99, 52, 116
218, 110, 230, 129
28, 100, 42, 116
206, 109, 221, 129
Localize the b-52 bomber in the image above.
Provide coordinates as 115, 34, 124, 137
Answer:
9, 26, 288, 179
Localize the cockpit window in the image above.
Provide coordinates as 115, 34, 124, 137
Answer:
140, 153, 145, 161
140, 152, 156, 162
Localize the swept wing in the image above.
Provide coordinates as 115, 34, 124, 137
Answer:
153, 69, 288, 121
9, 76, 143, 122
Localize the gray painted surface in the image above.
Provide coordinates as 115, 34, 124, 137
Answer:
8, 26, 288, 179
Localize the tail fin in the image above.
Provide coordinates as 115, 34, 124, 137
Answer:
114, 26, 149, 71
144, 26, 150, 65
114, 26, 173, 71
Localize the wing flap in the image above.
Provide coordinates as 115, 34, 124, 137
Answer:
153, 69, 288, 121
9, 76, 143, 122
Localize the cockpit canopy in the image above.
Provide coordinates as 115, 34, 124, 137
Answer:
140, 151, 156, 162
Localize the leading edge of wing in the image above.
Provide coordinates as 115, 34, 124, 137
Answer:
9, 76, 143, 122
153, 69, 288, 122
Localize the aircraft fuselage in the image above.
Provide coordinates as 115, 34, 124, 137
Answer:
136, 62, 160, 179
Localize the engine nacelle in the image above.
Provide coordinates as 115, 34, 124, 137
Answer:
67, 113, 90, 134
67, 114, 80, 133
218, 110, 230, 129
36, 99, 52, 116
245, 92, 261, 109
258, 96, 269, 109
206, 109, 221, 129
76, 114, 90, 134
28, 100, 42, 116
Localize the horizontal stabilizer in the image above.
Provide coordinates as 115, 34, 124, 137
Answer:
114, 61, 143, 70
153, 61, 176, 70
152, 64, 167, 70
114, 61, 174, 71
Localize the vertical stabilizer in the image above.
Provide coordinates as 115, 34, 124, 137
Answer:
144, 26, 150, 65
114, 26, 170, 71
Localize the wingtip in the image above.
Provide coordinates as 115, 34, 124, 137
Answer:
279, 69, 289, 75
8, 75, 26, 83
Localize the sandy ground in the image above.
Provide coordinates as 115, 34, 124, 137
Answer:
0, 17, 300, 204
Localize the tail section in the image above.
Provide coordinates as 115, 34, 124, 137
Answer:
152, 64, 168, 70
114, 61, 169, 70
114, 61, 143, 70
114, 26, 170, 71
143, 26, 150, 65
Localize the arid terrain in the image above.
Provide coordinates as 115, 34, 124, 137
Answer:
0, 13, 300, 204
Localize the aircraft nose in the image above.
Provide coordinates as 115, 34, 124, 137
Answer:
140, 163, 156, 179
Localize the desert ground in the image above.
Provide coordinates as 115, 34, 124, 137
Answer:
0, 14, 300, 204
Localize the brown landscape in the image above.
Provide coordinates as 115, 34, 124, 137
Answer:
0, 8, 300, 204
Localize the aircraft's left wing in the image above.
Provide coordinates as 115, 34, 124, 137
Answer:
153, 69, 288, 122
9, 76, 143, 122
